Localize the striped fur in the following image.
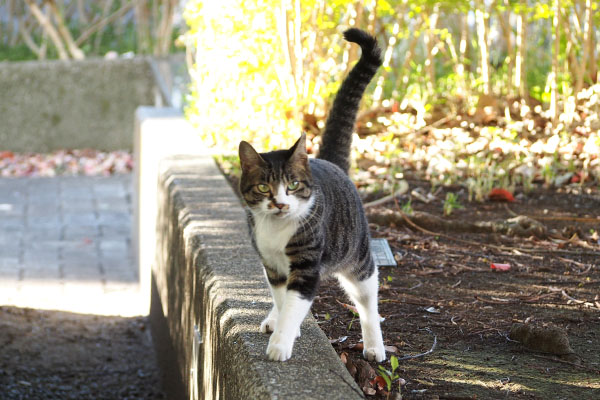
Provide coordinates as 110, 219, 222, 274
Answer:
238, 29, 384, 362
317, 28, 383, 174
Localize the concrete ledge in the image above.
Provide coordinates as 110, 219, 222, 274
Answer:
135, 108, 363, 399
143, 143, 364, 399
0, 57, 157, 151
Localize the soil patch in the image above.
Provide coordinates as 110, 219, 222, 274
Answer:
312, 180, 600, 399
0, 306, 164, 399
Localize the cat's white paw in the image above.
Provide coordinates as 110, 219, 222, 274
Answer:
266, 335, 294, 361
364, 345, 386, 362
260, 316, 277, 333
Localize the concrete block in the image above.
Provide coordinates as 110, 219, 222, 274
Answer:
133, 107, 204, 313
151, 156, 363, 400
0, 57, 157, 151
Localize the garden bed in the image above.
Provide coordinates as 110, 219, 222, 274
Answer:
313, 178, 600, 399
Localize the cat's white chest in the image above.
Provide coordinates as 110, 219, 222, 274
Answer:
254, 217, 297, 275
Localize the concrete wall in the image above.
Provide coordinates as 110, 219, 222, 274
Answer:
136, 108, 364, 399
0, 57, 157, 152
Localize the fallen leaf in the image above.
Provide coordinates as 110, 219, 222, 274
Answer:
370, 375, 387, 391
363, 387, 376, 396
384, 345, 398, 353
490, 263, 511, 271
0, 151, 14, 159
425, 306, 441, 313
488, 188, 515, 202
350, 342, 364, 352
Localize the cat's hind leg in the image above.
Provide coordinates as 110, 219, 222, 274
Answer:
337, 270, 386, 362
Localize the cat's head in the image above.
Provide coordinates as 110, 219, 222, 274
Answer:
238, 134, 313, 219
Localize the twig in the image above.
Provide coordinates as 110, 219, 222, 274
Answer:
560, 290, 600, 310
391, 199, 600, 257
75, 0, 137, 46
24, 0, 69, 60
364, 181, 409, 208
396, 328, 437, 361
529, 354, 600, 374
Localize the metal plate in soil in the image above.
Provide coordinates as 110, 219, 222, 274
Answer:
371, 238, 397, 268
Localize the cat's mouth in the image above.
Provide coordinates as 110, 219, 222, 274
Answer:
274, 210, 290, 218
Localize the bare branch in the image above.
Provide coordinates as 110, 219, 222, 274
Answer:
76, 0, 136, 47
24, 0, 69, 60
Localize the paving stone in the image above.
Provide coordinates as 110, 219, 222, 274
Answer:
0, 267, 20, 281
23, 227, 61, 241
97, 211, 131, 226
0, 203, 25, 217
29, 240, 63, 251
63, 213, 98, 225
63, 266, 102, 281
0, 174, 138, 315
101, 256, 134, 272
27, 215, 61, 228
100, 225, 130, 237
104, 268, 137, 283
23, 267, 60, 280
0, 245, 21, 258
0, 257, 20, 271
63, 225, 100, 240
0, 216, 24, 228
27, 204, 60, 217
96, 200, 129, 212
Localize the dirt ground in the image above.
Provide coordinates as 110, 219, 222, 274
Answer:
0, 307, 164, 400
312, 178, 600, 399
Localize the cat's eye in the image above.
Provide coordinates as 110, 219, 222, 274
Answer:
287, 181, 300, 191
256, 184, 270, 193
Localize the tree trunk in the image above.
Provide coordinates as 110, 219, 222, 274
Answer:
475, 0, 490, 95
94, 0, 115, 53
135, 0, 152, 54
400, 17, 421, 84
498, 0, 514, 97
514, 0, 527, 98
575, 0, 591, 94
550, 0, 560, 129
458, 13, 469, 96
424, 5, 439, 92
155, 0, 177, 56
373, 21, 399, 106
584, 0, 596, 83
47, 1, 85, 59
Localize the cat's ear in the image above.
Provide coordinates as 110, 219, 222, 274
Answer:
288, 133, 308, 167
239, 141, 266, 173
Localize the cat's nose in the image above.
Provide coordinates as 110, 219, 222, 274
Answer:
273, 202, 288, 210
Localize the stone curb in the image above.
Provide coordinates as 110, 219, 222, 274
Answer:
137, 108, 364, 399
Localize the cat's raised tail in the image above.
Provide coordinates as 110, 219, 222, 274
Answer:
317, 28, 382, 174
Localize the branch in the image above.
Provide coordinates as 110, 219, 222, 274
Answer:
18, 17, 43, 58
25, 0, 69, 60
75, 0, 137, 47
46, 0, 84, 59
396, 328, 437, 361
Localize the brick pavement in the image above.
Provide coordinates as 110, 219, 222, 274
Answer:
0, 174, 143, 316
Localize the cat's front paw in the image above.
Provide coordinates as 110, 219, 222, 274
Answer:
364, 345, 386, 362
266, 335, 294, 361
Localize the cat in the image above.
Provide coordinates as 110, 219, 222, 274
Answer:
238, 28, 385, 362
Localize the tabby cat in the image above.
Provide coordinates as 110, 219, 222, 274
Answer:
238, 28, 385, 362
